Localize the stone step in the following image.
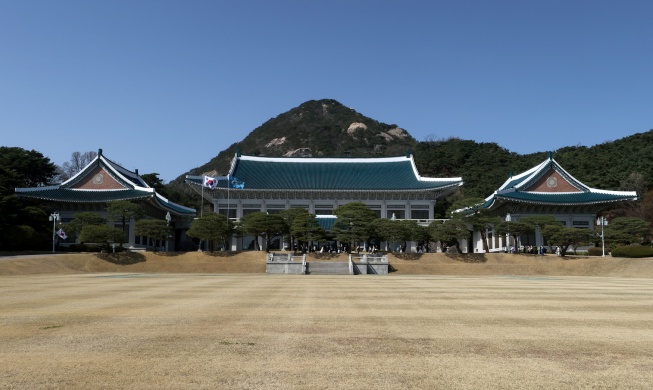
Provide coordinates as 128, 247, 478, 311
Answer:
306, 261, 351, 275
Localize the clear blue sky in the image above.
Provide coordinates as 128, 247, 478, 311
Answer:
2, 0, 652, 182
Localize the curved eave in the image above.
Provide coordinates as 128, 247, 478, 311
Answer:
15, 188, 154, 203
186, 175, 462, 192
210, 185, 462, 193
153, 193, 196, 216
494, 193, 638, 207
478, 196, 498, 210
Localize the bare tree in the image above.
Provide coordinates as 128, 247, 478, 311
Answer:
620, 172, 649, 199
56, 151, 98, 181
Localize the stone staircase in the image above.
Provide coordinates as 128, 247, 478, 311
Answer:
306, 261, 351, 275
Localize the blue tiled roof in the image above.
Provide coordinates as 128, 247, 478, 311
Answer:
16, 188, 153, 202
17, 187, 196, 215
478, 156, 637, 210
315, 216, 337, 231
197, 155, 462, 191
16, 149, 196, 216
496, 191, 637, 205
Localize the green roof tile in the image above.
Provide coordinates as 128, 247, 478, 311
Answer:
478, 156, 638, 210
497, 191, 637, 205
229, 156, 461, 191
16, 188, 153, 202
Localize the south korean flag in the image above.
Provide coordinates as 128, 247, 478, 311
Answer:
203, 176, 217, 189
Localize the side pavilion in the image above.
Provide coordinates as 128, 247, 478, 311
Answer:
15, 149, 196, 250
470, 154, 638, 253
186, 152, 463, 251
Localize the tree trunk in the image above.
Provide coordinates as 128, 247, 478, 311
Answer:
451, 240, 462, 254
480, 230, 489, 253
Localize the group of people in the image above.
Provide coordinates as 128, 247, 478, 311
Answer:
292, 243, 386, 254
504, 245, 548, 255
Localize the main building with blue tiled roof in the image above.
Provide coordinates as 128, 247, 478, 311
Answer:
187, 153, 463, 250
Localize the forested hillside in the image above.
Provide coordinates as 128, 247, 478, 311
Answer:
5, 100, 647, 209
414, 130, 653, 199
171, 98, 653, 209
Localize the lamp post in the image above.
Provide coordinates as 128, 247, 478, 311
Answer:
49, 212, 60, 253
165, 212, 172, 252
597, 215, 606, 257
505, 213, 511, 253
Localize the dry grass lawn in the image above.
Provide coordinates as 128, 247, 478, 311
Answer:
1, 251, 653, 278
1, 252, 652, 389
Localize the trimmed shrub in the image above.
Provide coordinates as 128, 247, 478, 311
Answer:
611, 246, 653, 258
587, 247, 605, 256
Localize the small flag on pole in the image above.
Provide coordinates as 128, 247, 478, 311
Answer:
229, 175, 245, 189
203, 176, 217, 189
56, 228, 68, 240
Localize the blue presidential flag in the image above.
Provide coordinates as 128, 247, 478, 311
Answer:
229, 175, 245, 189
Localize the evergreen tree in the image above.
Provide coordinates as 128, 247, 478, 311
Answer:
186, 213, 233, 251
332, 202, 377, 253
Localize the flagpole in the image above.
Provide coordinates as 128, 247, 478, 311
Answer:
201, 184, 204, 217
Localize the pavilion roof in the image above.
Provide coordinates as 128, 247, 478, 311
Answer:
478, 154, 637, 211
15, 149, 195, 216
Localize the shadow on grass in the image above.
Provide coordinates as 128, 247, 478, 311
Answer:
445, 253, 487, 263
96, 252, 146, 265
393, 253, 424, 261
203, 251, 243, 258
151, 251, 185, 257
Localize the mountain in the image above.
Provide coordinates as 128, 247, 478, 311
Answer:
169, 98, 653, 211
180, 99, 418, 178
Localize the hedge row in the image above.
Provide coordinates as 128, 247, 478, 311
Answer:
611, 246, 653, 258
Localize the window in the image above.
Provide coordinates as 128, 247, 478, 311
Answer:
217, 206, 237, 219
315, 204, 333, 215
410, 205, 430, 220
242, 204, 261, 216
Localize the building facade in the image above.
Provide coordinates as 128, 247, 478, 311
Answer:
470, 154, 638, 252
16, 149, 196, 250
187, 153, 463, 251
